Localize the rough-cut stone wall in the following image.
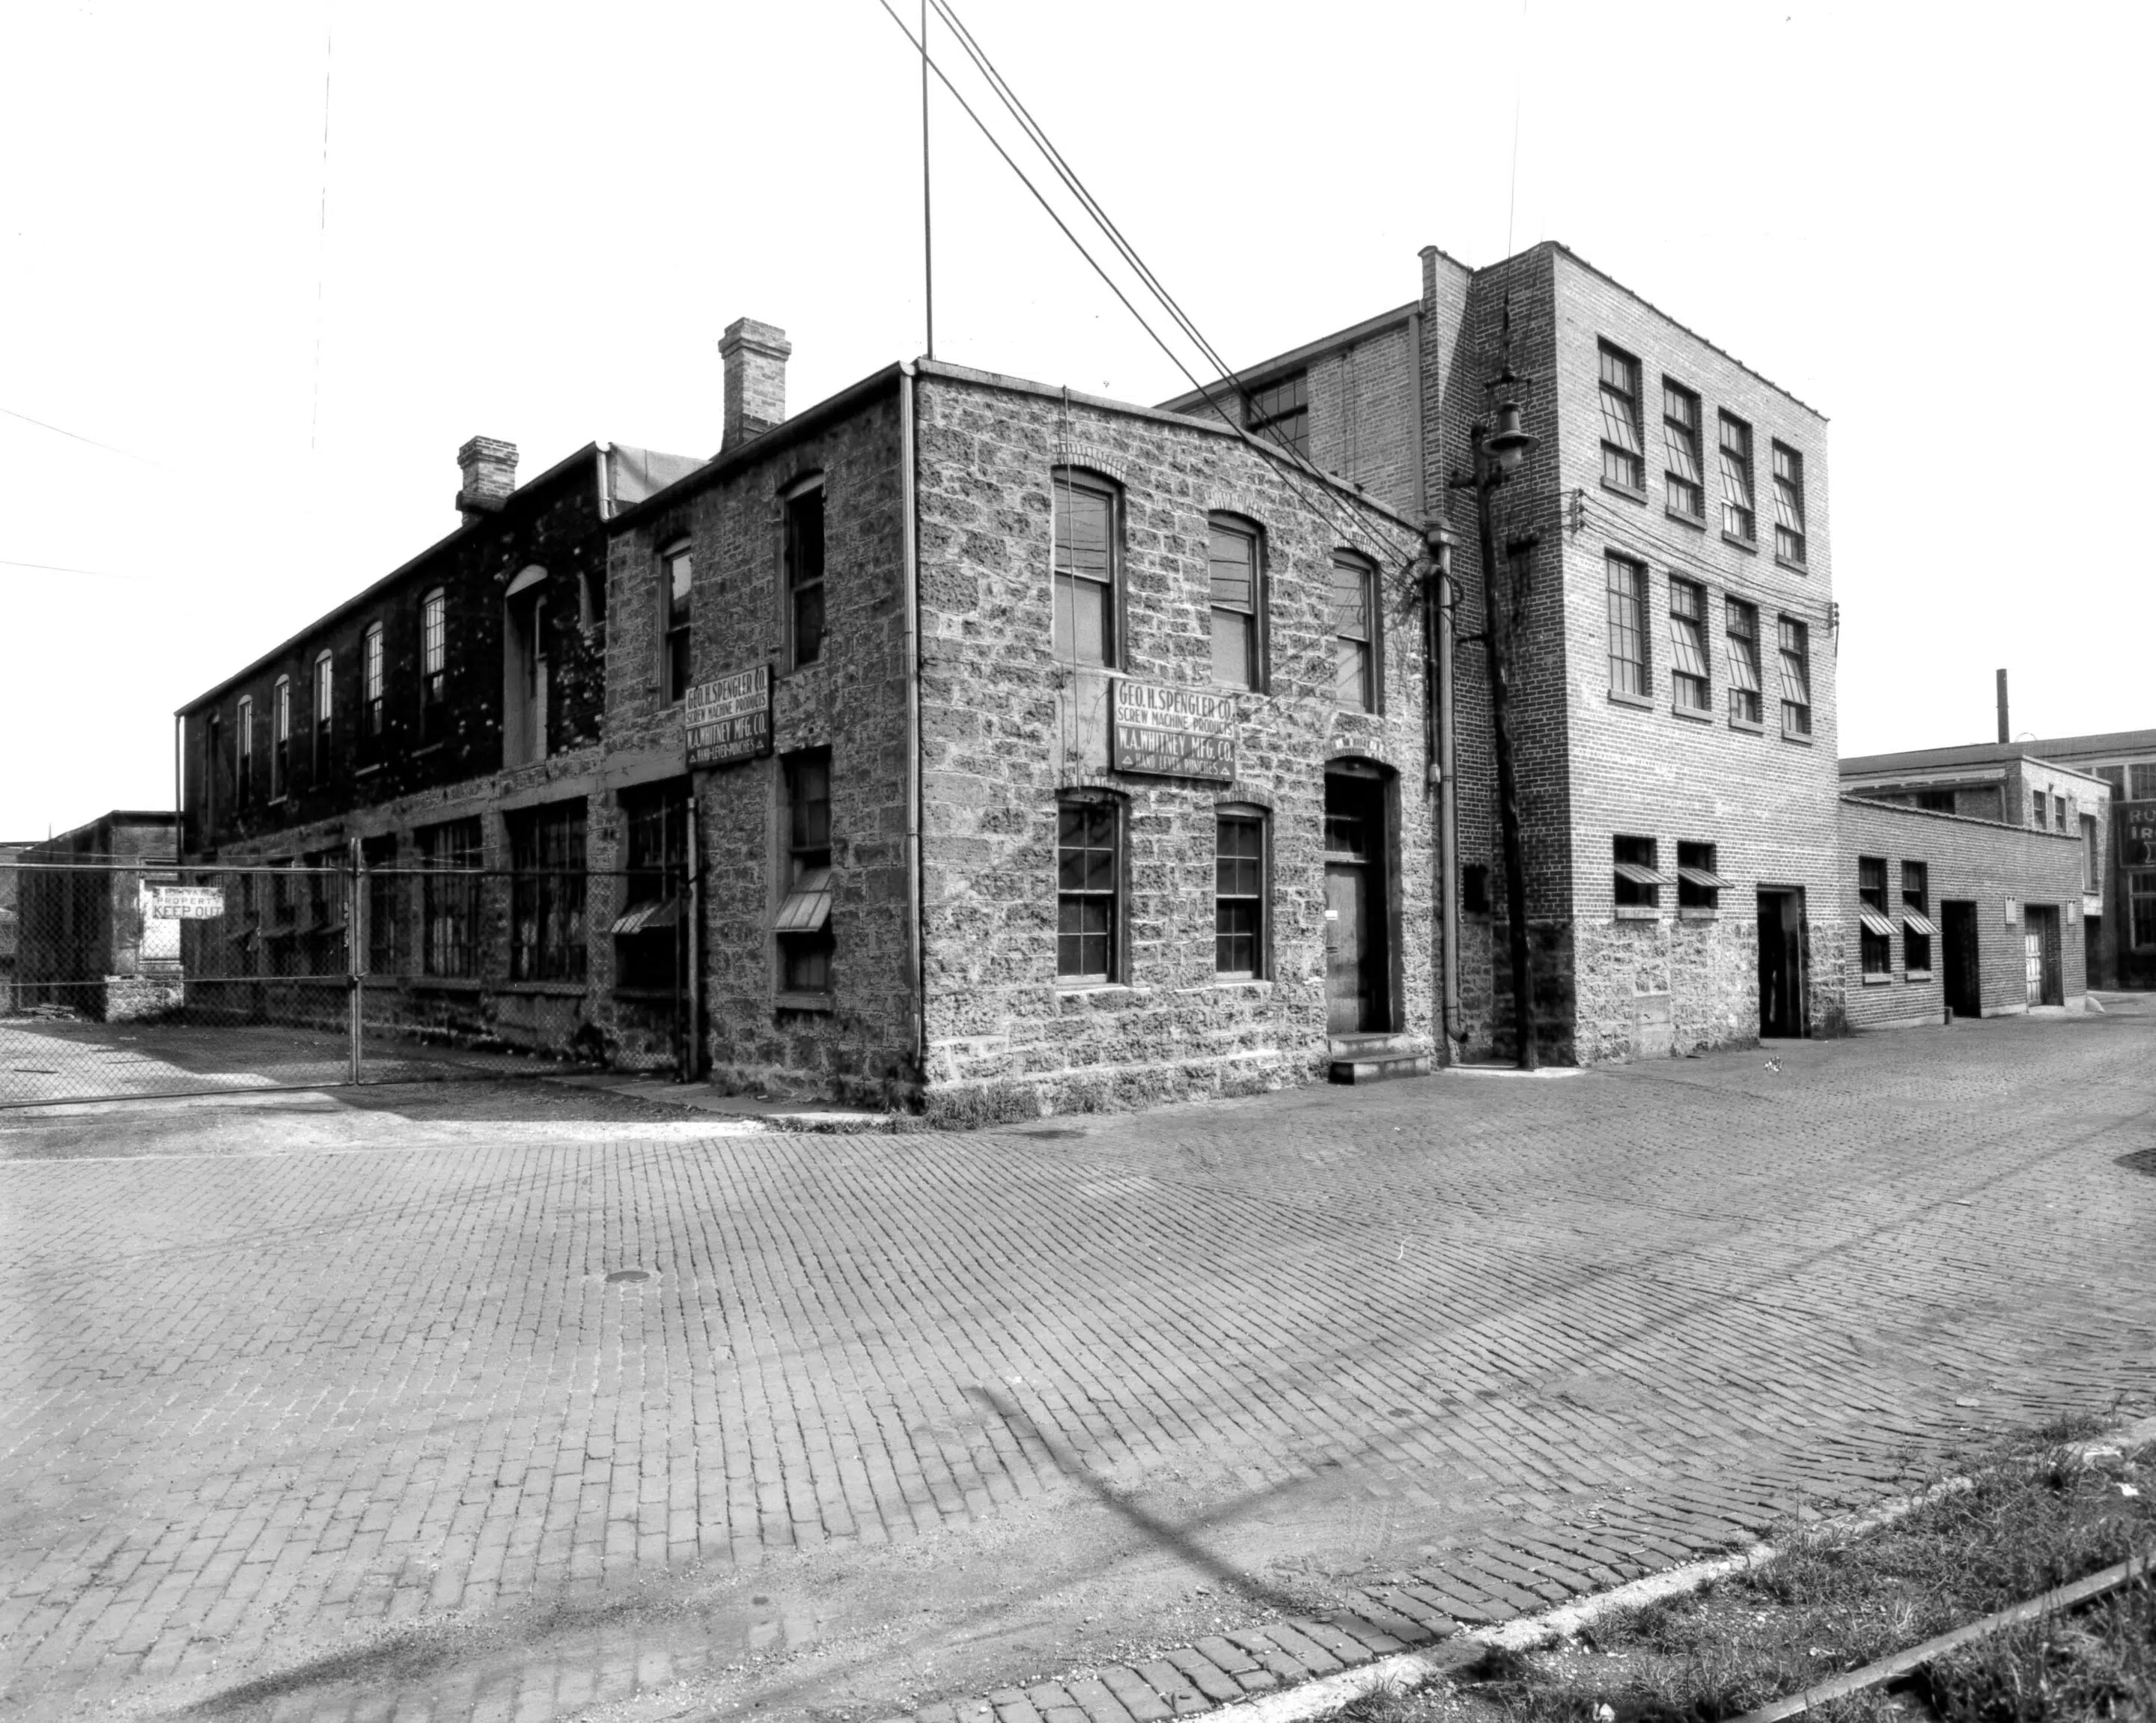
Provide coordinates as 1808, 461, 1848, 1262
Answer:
606, 385, 916, 1106
913, 366, 1434, 1116
1838, 796, 2088, 1028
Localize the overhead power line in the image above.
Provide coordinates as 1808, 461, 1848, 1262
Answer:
0, 404, 164, 469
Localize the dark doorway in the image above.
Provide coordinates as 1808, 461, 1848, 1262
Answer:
1943, 900, 1981, 1018
1323, 769, 1391, 1034
1756, 887, 1806, 1037
2024, 903, 2063, 1007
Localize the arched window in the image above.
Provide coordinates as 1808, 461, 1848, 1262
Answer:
363, 622, 386, 738
272, 676, 292, 798
1051, 470, 1119, 669
420, 588, 448, 741
311, 650, 334, 778
1330, 552, 1379, 713
660, 542, 692, 702
236, 695, 255, 807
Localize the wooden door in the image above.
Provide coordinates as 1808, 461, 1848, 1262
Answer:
1322, 769, 1389, 1035
2025, 920, 2044, 1005
1324, 863, 1370, 1034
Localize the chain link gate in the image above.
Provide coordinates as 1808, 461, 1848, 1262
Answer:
0, 856, 690, 1108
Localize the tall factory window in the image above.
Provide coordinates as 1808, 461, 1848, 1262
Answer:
1598, 343, 1645, 493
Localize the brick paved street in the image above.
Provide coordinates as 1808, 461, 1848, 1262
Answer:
3, 1007, 2154, 1722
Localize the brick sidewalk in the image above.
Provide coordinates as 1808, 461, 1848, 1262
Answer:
2, 1010, 2153, 1721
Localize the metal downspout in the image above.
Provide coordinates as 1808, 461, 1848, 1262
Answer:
899, 364, 925, 1100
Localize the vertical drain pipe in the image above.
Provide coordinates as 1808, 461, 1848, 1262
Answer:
899, 363, 925, 1103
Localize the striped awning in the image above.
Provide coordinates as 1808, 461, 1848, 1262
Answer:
1902, 909, 1940, 937
1857, 908, 1898, 937
773, 867, 832, 934
1613, 862, 1671, 888
610, 896, 683, 936
1676, 866, 1733, 891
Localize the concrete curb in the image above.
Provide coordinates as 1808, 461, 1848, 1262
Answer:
1189, 1413, 2156, 1722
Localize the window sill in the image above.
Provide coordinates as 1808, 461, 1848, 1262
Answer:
1904, 972, 1934, 984
1672, 703, 1712, 724
1195, 976, 1272, 994
1665, 506, 1707, 531
1776, 554, 1809, 576
1607, 688, 1653, 710
1601, 478, 1648, 506
1781, 728, 1815, 747
412, 976, 487, 992
1861, 973, 1894, 986
354, 763, 383, 777
773, 992, 833, 1013
498, 979, 589, 995
1723, 531, 1758, 554
1678, 908, 1720, 921
1729, 715, 1766, 735
1614, 906, 1661, 922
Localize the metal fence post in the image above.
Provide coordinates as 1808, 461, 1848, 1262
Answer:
348, 838, 364, 1085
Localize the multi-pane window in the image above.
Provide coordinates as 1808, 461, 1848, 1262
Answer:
1598, 344, 1645, 492
1246, 373, 1309, 458
312, 651, 333, 779
272, 676, 292, 797
1676, 841, 1725, 911
1719, 412, 1756, 543
1857, 856, 1893, 977
420, 588, 448, 740
1613, 835, 1664, 909
786, 484, 826, 671
1771, 442, 1807, 564
2131, 764, 2156, 801
2133, 872, 2156, 951
362, 835, 397, 976
613, 784, 687, 992
1662, 382, 1705, 519
2030, 790, 2046, 829
1726, 599, 1763, 726
418, 817, 482, 979
1051, 472, 1116, 668
510, 801, 587, 983
1208, 518, 1260, 690
363, 623, 385, 739
2053, 793, 2067, 830
1778, 616, 1812, 737
2096, 766, 2126, 799
1607, 554, 1648, 696
236, 695, 254, 807
661, 541, 693, 702
1056, 797, 1118, 983
1330, 553, 1377, 712
777, 750, 835, 995
1215, 811, 1264, 978
1916, 789, 1956, 813
1669, 579, 1710, 713
1901, 860, 1933, 975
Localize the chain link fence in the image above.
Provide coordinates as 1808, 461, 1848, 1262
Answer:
0, 858, 689, 1108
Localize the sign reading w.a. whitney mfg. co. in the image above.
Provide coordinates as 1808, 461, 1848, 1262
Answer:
1110, 678, 1236, 780
685, 666, 771, 766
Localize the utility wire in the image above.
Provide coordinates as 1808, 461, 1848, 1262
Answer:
876, 0, 1414, 576
922, 0, 1415, 569
308, 19, 333, 453
0, 404, 164, 469
1573, 492, 1837, 629
0, 556, 141, 582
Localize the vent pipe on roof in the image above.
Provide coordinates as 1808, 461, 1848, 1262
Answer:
1997, 668, 2009, 745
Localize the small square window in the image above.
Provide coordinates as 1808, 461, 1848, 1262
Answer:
1613, 835, 1663, 909
1676, 841, 1723, 910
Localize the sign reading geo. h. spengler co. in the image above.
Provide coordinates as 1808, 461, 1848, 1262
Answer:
684, 665, 772, 767
1110, 677, 1236, 780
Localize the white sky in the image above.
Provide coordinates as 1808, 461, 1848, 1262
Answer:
3, 0, 2151, 838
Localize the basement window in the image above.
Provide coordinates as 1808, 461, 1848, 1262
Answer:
1676, 841, 1730, 911
1613, 835, 1667, 911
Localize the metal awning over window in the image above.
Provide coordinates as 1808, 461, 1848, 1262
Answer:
1613, 862, 1672, 887
1676, 866, 1733, 891
610, 896, 683, 936
1857, 908, 1898, 937
773, 867, 832, 933
1902, 909, 1940, 937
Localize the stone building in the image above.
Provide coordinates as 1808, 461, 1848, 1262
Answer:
175, 436, 700, 1061
603, 341, 1437, 1113
13, 812, 182, 1020
1169, 241, 1845, 1061
1837, 794, 2089, 1026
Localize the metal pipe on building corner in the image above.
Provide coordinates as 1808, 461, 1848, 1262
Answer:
1423, 523, 1461, 1063
899, 362, 925, 1100
685, 783, 704, 1082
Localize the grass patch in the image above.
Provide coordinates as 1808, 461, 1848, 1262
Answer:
1322, 1422, 2155, 1722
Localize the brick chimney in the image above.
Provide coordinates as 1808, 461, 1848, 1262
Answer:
719, 319, 791, 451
456, 436, 518, 522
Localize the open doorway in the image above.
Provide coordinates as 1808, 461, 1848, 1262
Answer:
1942, 900, 1981, 1017
1756, 886, 1806, 1037
1323, 766, 1392, 1035
2023, 903, 2062, 1007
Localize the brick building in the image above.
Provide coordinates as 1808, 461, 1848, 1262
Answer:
13, 812, 182, 1020
603, 339, 1437, 1112
1170, 241, 1844, 1061
1839, 745, 2110, 985
1836, 795, 2088, 1027
175, 436, 700, 1061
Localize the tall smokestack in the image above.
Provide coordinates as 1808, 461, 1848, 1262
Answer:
1996, 668, 2009, 745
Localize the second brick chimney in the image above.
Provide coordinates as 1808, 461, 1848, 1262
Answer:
719, 319, 791, 451
457, 437, 518, 523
